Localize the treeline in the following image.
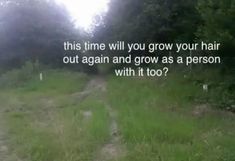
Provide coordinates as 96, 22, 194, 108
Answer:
0, 0, 234, 110
0, 0, 234, 71
0, 0, 88, 71
94, 0, 234, 69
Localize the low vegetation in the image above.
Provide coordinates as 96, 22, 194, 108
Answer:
0, 68, 109, 161
107, 72, 235, 161
0, 67, 234, 161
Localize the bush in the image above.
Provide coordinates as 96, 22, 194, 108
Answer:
0, 61, 36, 88
188, 68, 235, 112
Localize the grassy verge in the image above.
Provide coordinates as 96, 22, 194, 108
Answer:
0, 69, 109, 161
107, 73, 235, 161
0, 67, 234, 161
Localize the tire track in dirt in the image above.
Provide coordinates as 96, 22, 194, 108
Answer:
94, 103, 126, 161
0, 114, 9, 161
70, 76, 126, 161
0, 76, 125, 161
0, 110, 21, 161
86, 77, 126, 161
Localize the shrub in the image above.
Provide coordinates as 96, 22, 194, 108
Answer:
0, 61, 35, 88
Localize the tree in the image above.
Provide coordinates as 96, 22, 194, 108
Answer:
0, 0, 85, 69
197, 0, 235, 70
94, 0, 200, 44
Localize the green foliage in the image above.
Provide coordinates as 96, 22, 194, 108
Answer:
0, 63, 88, 95
0, 68, 234, 161
20, 69, 88, 94
95, 0, 200, 43
197, 0, 235, 69
197, 0, 235, 42
0, 61, 35, 88
0, 0, 86, 69
107, 75, 235, 161
188, 68, 235, 111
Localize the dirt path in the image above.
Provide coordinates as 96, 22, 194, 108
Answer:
94, 103, 125, 161
0, 76, 124, 161
0, 113, 9, 161
71, 76, 106, 100
83, 77, 126, 161
0, 111, 21, 161
74, 76, 125, 161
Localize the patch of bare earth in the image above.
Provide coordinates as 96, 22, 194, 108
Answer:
71, 77, 106, 100
0, 111, 21, 161
94, 104, 126, 161
192, 104, 235, 118
81, 110, 93, 121
75, 77, 126, 161
1, 77, 125, 161
0, 121, 9, 161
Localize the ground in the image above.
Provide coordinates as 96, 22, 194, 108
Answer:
0, 70, 234, 161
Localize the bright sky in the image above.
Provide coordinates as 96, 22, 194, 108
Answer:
55, 0, 110, 31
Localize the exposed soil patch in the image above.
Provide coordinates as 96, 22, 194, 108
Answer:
0, 111, 22, 161
81, 110, 93, 121
74, 77, 126, 161
95, 104, 125, 161
71, 77, 106, 100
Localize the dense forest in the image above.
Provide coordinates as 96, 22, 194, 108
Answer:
0, 0, 234, 67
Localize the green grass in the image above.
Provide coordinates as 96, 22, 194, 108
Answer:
0, 69, 109, 161
0, 68, 234, 161
18, 69, 88, 94
107, 73, 235, 161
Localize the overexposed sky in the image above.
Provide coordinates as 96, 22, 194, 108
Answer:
55, 0, 110, 31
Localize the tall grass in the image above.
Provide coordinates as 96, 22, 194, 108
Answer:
1, 69, 109, 161
107, 72, 235, 161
